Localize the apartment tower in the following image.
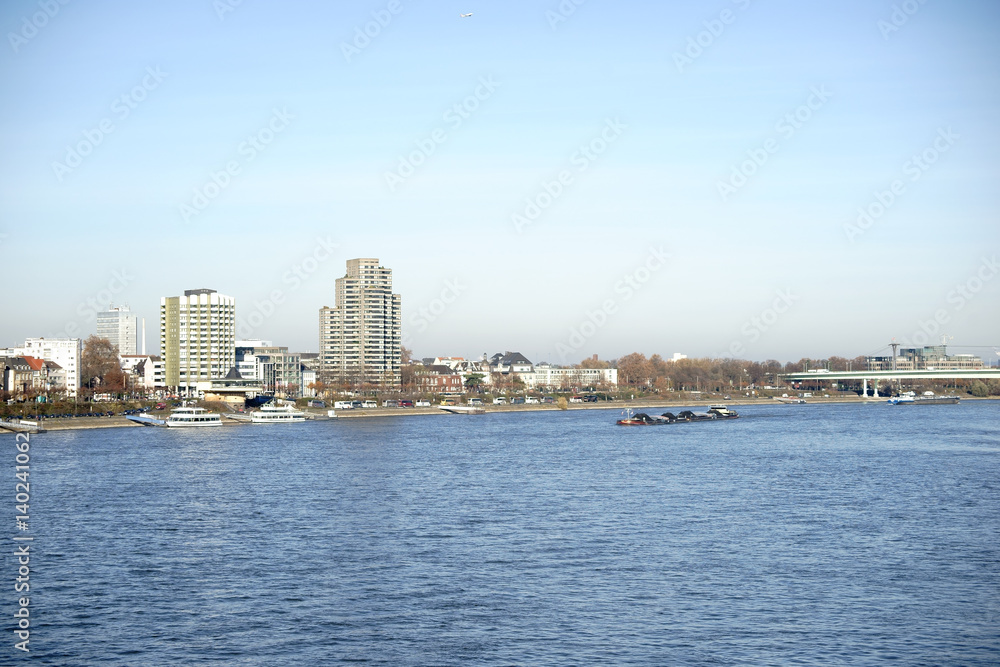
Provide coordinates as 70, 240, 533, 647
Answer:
160, 289, 236, 395
319, 258, 401, 388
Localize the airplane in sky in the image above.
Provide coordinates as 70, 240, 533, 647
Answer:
460, 13, 473, 18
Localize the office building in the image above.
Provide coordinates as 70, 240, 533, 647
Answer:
97, 305, 138, 355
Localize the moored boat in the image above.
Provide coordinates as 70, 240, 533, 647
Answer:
165, 406, 223, 427
250, 403, 307, 423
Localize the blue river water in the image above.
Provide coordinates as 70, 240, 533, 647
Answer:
9, 400, 1000, 665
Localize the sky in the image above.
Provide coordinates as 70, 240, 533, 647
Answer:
1, 0, 998, 365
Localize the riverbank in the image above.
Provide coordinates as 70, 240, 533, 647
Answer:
9, 394, 993, 432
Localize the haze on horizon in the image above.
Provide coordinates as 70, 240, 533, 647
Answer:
1, 0, 998, 365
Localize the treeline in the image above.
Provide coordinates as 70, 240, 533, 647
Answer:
584, 353, 870, 391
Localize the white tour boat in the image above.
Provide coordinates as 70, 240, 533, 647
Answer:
165, 406, 224, 427
250, 403, 307, 424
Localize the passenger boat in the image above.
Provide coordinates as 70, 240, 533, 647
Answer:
165, 406, 223, 427
250, 403, 307, 423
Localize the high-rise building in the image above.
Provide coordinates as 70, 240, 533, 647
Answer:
160, 289, 236, 395
96, 305, 138, 355
319, 258, 401, 388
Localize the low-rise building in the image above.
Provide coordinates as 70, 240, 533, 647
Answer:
120, 354, 165, 391
416, 365, 464, 393
2, 338, 81, 397
236, 341, 302, 398
530, 363, 618, 390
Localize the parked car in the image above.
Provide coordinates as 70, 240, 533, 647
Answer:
399, 399, 414, 408
468, 398, 483, 406
540, 397, 555, 404
570, 396, 584, 403
362, 400, 377, 408
334, 401, 354, 410
415, 399, 431, 407
525, 397, 539, 404
582, 395, 598, 403
383, 400, 399, 407
511, 397, 525, 405
493, 397, 507, 405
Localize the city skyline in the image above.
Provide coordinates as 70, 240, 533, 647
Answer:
1, 1, 998, 363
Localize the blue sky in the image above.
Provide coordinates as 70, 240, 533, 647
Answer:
1, 0, 998, 363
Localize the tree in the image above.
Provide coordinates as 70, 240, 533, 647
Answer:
81, 336, 119, 389
580, 355, 610, 369
464, 373, 485, 392
969, 380, 988, 398
616, 353, 651, 388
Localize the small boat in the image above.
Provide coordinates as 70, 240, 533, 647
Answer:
774, 396, 806, 404
250, 403, 307, 423
165, 406, 223, 427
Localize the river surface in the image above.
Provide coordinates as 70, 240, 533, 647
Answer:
11, 400, 1000, 665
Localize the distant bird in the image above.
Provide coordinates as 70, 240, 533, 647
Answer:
460, 13, 473, 18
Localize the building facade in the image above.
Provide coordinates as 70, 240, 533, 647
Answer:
160, 289, 236, 395
866, 346, 985, 372
97, 305, 138, 356
120, 354, 165, 391
3, 338, 81, 397
319, 258, 402, 388
235, 341, 302, 398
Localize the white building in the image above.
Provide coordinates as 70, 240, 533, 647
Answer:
160, 289, 236, 395
529, 363, 618, 390
319, 258, 402, 388
97, 305, 138, 356
120, 354, 165, 390
3, 338, 82, 397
